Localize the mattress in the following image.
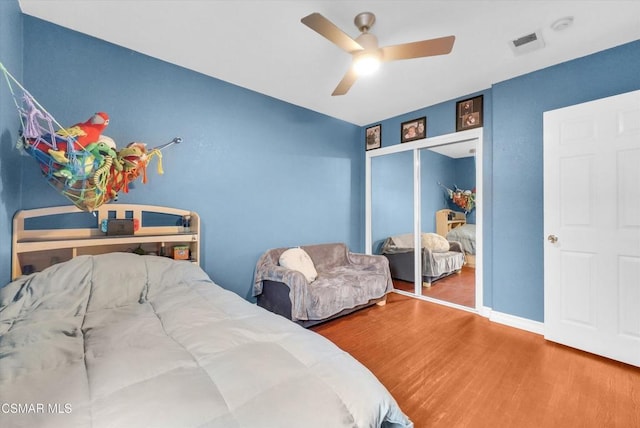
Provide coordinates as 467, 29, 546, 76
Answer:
0, 253, 412, 428
446, 223, 476, 255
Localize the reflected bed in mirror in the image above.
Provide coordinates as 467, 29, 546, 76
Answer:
436, 209, 476, 267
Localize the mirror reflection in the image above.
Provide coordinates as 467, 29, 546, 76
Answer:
371, 140, 477, 307
371, 151, 416, 294
419, 142, 476, 307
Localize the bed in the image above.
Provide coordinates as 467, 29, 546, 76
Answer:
436, 209, 476, 267
0, 207, 412, 428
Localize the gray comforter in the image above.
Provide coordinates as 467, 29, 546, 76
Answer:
446, 224, 476, 255
0, 253, 412, 428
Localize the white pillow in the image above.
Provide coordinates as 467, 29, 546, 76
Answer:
279, 247, 318, 283
421, 233, 450, 253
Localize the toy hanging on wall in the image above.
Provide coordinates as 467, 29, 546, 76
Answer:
1, 62, 181, 212
439, 182, 476, 213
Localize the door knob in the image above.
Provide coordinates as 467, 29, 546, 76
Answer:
547, 234, 558, 244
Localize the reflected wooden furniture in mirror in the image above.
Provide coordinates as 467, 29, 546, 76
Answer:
436, 209, 466, 237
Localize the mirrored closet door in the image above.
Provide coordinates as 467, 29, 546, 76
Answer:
371, 150, 417, 295
365, 129, 483, 311
419, 142, 476, 308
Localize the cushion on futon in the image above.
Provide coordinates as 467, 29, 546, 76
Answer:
278, 247, 318, 282
421, 233, 450, 252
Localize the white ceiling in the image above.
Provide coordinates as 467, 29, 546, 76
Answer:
429, 139, 476, 159
18, 1, 640, 126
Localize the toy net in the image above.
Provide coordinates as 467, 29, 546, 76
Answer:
1, 62, 180, 212
439, 182, 476, 213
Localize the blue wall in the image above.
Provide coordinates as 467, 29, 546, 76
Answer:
370, 150, 413, 252
368, 148, 473, 252
421, 151, 459, 231
370, 150, 463, 252
0, 0, 24, 284
366, 40, 640, 322
13, 16, 362, 299
491, 40, 640, 321
3, 0, 639, 322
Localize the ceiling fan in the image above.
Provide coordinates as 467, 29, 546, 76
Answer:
301, 11, 455, 96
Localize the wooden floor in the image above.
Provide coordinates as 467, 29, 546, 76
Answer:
312, 293, 640, 428
394, 265, 475, 308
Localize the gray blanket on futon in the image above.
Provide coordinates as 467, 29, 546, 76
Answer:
253, 243, 393, 322
0, 253, 411, 428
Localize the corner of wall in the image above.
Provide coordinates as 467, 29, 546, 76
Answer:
0, 0, 25, 284
485, 307, 545, 336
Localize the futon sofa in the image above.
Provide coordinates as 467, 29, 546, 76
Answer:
253, 243, 393, 327
380, 233, 465, 287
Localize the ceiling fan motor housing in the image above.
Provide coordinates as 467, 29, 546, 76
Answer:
354, 11, 376, 32
353, 32, 383, 69
353, 13, 381, 62
355, 32, 379, 51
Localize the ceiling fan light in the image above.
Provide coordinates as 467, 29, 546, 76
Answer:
353, 52, 381, 76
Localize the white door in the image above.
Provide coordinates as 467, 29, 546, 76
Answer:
544, 90, 640, 367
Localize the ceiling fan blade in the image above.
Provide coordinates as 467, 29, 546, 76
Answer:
332, 68, 358, 96
382, 35, 455, 61
301, 12, 363, 53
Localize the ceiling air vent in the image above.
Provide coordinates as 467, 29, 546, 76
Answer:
510, 31, 545, 55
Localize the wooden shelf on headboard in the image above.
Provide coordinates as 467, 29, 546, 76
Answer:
12, 204, 200, 280
435, 209, 466, 237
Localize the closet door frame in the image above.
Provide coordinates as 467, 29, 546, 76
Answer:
365, 128, 483, 312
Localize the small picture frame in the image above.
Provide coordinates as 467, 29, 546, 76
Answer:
400, 117, 426, 143
365, 124, 382, 151
456, 95, 483, 131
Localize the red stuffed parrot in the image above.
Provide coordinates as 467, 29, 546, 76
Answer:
55, 112, 110, 148
27, 112, 110, 154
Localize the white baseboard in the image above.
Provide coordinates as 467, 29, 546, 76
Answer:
480, 306, 493, 318
482, 306, 544, 335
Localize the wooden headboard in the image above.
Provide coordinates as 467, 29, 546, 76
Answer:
435, 209, 466, 237
12, 204, 200, 280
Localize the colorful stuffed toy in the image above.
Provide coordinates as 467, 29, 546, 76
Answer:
85, 141, 118, 167
45, 136, 118, 188
51, 152, 95, 184
55, 112, 110, 148
85, 141, 120, 194
104, 142, 163, 201
24, 112, 111, 179
97, 134, 117, 150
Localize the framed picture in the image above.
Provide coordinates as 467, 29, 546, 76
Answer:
365, 124, 382, 150
456, 95, 483, 131
400, 117, 426, 143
